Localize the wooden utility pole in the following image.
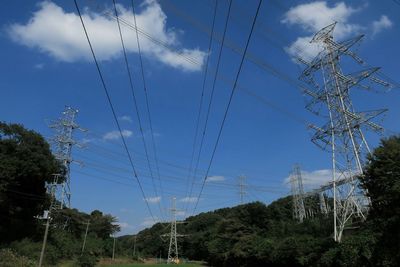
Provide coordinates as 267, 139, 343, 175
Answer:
81, 220, 90, 255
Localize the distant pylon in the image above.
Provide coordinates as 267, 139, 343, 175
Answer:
238, 175, 247, 204
298, 22, 390, 242
319, 192, 328, 215
49, 106, 84, 209
161, 197, 185, 264
290, 164, 306, 222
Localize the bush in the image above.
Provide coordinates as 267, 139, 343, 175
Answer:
0, 249, 36, 267
75, 253, 98, 267
10, 238, 59, 265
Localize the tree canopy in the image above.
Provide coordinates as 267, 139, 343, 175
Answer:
0, 122, 62, 242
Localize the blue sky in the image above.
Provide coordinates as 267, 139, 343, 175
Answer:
1, 0, 399, 235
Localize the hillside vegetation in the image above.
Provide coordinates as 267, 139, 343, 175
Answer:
1, 122, 399, 266
119, 136, 400, 267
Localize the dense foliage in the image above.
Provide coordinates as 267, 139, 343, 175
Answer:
0, 122, 62, 242
0, 122, 120, 266
1, 121, 399, 266
119, 136, 400, 267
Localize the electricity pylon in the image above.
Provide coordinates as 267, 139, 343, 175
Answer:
49, 106, 84, 209
238, 175, 247, 204
290, 165, 306, 222
298, 22, 390, 242
162, 197, 185, 264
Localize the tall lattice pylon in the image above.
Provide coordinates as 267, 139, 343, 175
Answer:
290, 164, 306, 222
49, 106, 84, 209
162, 197, 185, 264
238, 175, 247, 204
298, 22, 390, 242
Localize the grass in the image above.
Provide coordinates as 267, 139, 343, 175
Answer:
97, 257, 207, 267
105, 264, 204, 267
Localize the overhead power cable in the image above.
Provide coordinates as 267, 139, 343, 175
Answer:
74, 0, 156, 222
130, 0, 166, 213
192, 0, 263, 214
183, 0, 219, 213
186, 0, 234, 212
112, 0, 164, 220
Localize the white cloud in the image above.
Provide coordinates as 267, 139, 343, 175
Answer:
282, 1, 363, 60
144, 196, 161, 203
8, 1, 205, 71
282, 1, 361, 38
34, 63, 44, 69
141, 217, 159, 227
284, 168, 362, 191
206, 175, 225, 182
284, 169, 332, 189
179, 197, 197, 203
282, 2, 392, 61
371, 15, 393, 36
103, 129, 133, 140
176, 211, 186, 216
118, 115, 133, 123
116, 221, 131, 229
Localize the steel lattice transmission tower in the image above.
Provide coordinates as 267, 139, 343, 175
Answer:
49, 106, 84, 209
298, 22, 390, 242
290, 165, 307, 222
162, 197, 185, 264
238, 175, 247, 204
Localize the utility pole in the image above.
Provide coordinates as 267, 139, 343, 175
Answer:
238, 175, 247, 205
161, 197, 185, 264
298, 22, 390, 242
290, 165, 306, 222
112, 236, 116, 261
49, 106, 84, 209
81, 220, 90, 255
39, 174, 59, 267
133, 235, 137, 257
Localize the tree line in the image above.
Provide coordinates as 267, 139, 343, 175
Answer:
0, 122, 120, 266
119, 135, 400, 266
1, 121, 399, 266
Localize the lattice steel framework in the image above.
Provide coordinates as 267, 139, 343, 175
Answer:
162, 197, 185, 264
290, 165, 306, 222
298, 22, 390, 242
49, 106, 83, 209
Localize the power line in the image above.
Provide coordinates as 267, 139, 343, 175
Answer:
186, 0, 233, 213
183, 0, 218, 213
192, 0, 263, 214
74, 0, 156, 222
131, 0, 166, 214
112, 0, 164, 221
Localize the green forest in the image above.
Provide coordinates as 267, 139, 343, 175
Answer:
1, 121, 399, 266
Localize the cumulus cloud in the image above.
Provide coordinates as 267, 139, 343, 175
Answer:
141, 217, 159, 227
34, 63, 44, 69
281, 1, 392, 61
8, 1, 205, 71
282, 1, 363, 60
371, 15, 393, 37
116, 221, 131, 229
103, 129, 133, 140
176, 211, 186, 216
206, 175, 225, 182
179, 197, 198, 203
144, 196, 161, 203
118, 115, 133, 123
284, 169, 332, 189
284, 168, 362, 191
282, 1, 361, 38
